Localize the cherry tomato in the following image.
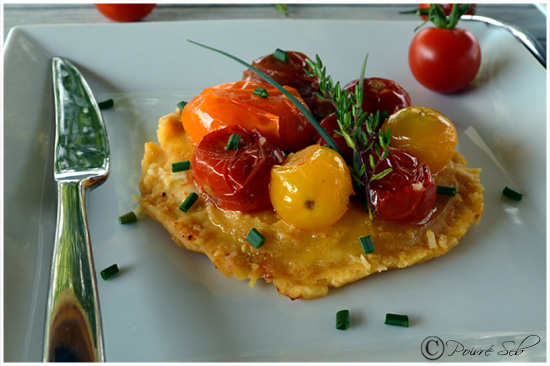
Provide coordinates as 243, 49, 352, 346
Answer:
270, 145, 353, 231
382, 106, 457, 173
242, 51, 333, 117
94, 4, 156, 22
368, 147, 437, 222
191, 126, 285, 212
182, 81, 314, 152
312, 113, 354, 162
343, 77, 412, 116
313, 77, 411, 161
418, 4, 476, 20
409, 27, 481, 93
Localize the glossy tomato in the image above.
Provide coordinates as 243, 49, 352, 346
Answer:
368, 147, 437, 222
94, 4, 156, 22
313, 77, 411, 161
343, 77, 412, 116
243, 51, 333, 117
409, 27, 481, 93
191, 126, 285, 212
382, 106, 458, 173
182, 81, 314, 152
312, 113, 354, 162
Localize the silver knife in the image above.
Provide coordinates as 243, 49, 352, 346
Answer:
43, 57, 110, 362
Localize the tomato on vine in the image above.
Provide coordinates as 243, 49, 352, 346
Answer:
408, 4, 481, 93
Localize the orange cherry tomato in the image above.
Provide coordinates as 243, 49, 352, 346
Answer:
181, 80, 314, 152
94, 4, 156, 22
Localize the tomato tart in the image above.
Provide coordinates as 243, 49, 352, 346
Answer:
139, 50, 484, 299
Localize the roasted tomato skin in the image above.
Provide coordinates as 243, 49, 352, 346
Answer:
312, 113, 354, 162
343, 77, 412, 116
368, 147, 437, 222
182, 80, 314, 152
243, 51, 333, 117
191, 126, 285, 212
313, 77, 411, 161
243, 51, 318, 98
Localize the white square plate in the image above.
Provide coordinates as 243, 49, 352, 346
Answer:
3, 19, 546, 362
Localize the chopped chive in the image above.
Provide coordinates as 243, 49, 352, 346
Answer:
437, 185, 458, 197
177, 101, 188, 111
118, 211, 137, 224
100, 264, 119, 280
359, 235, 375, 254
172, 160, 191, 172
385, 313, 409, 327
273, 48, 289, 62
503, 186, 523, 201
336, 309, 350, 330
98, 98, 114, 110
179, 192, 199, 213
246, 228, 266, 249
253, 88, 269, 98
226, 133, 241, 150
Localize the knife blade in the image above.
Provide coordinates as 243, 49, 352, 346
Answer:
43, 57, 110, 362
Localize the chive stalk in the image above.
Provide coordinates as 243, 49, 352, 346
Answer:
226, 133, 241, 150
385, 313, 409, 327
118, 211, 137, 224
437, 185, 457, 197
274, 48, 289, 62
503, 186, 523, 201
100, 264, 119, 280
359, 235, 375, 254
336, 309, 350, 330
246, 228, 266, 249
98, 98, 114, 110
172, 160, 191, 172
177, 101, 188, 111
179, 192, 199, 213
253, 88, 269, 98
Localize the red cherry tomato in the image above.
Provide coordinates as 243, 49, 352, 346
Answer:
313, 77, 411, 161
191, 126, 285, 212
343, 77, 412, 116
243, 51, 333, 117
418, 4, 476, 20
368, 147, 437, 222
94, 4, 156, 22
409, 27, 481, 93
312, 113, 354, 162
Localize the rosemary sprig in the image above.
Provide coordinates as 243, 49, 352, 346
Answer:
304, 55, 392, 216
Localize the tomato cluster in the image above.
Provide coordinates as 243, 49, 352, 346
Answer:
184, 49, 458, 226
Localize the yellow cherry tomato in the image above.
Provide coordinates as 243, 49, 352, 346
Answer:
269, 145, 354, 231
382, 106, 458, 173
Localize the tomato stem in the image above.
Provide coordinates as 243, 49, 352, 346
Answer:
426, 3, 474, 30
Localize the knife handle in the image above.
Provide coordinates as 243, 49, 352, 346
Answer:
44, 180, 105, 362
